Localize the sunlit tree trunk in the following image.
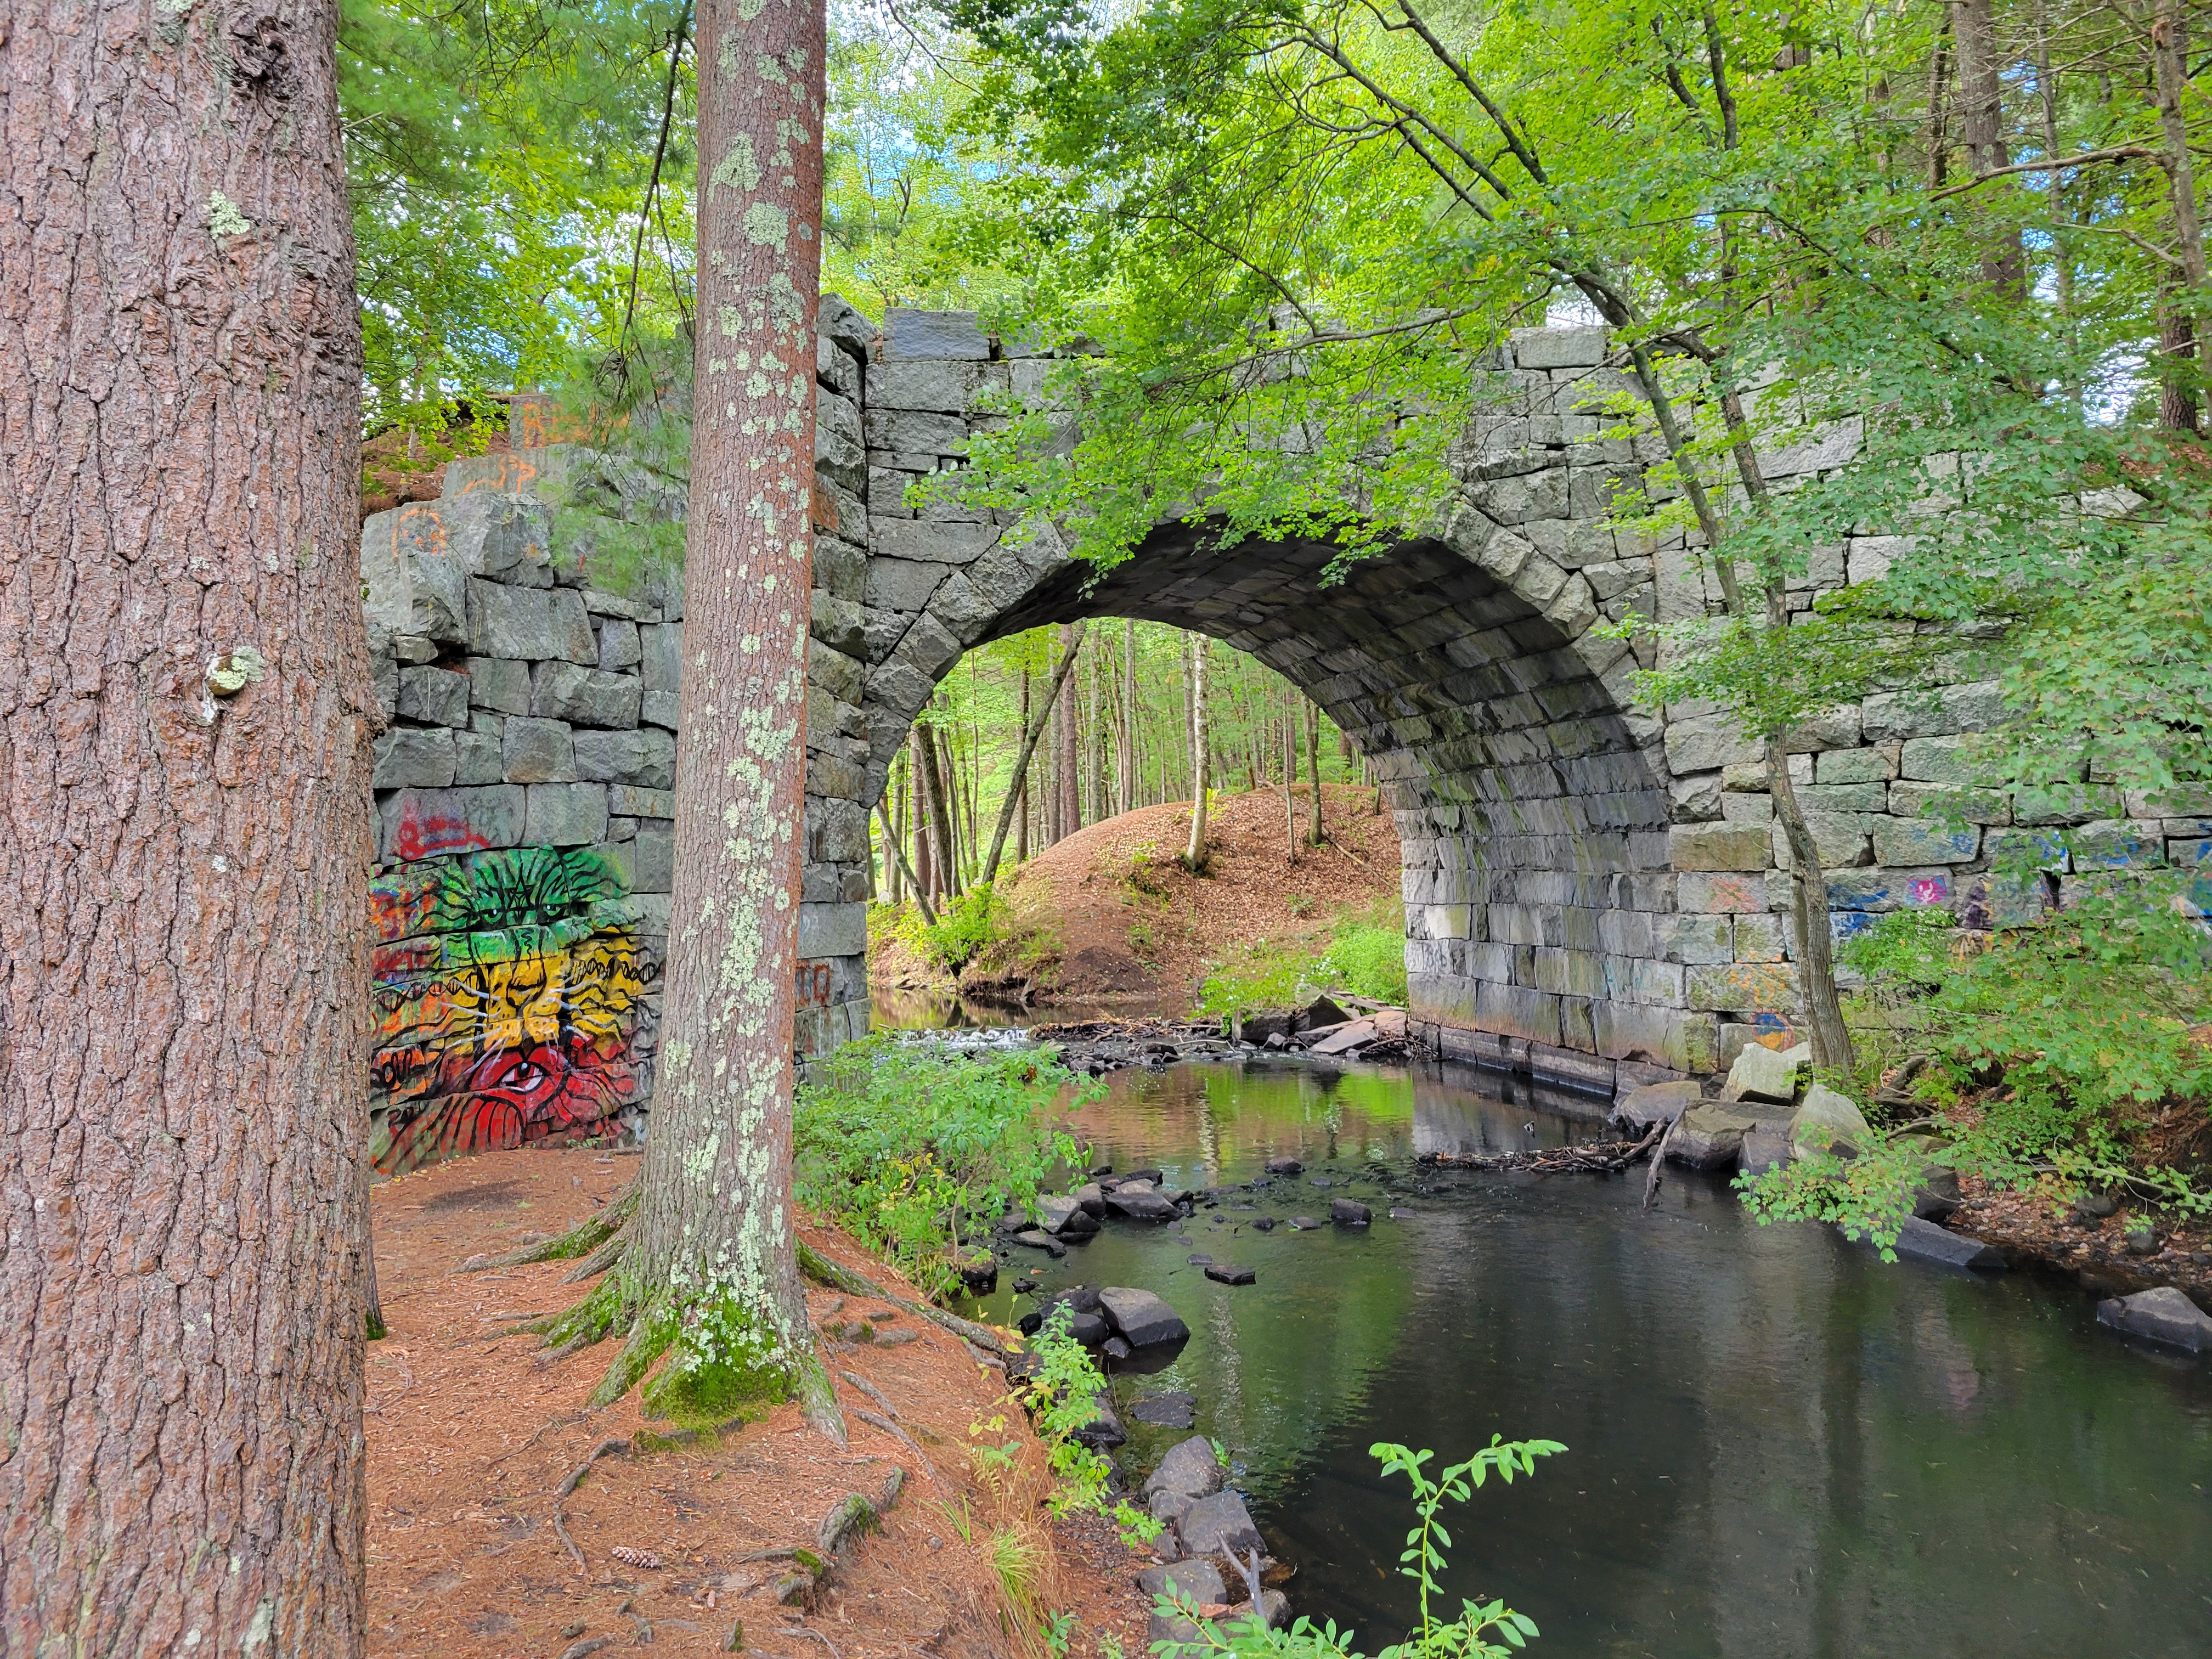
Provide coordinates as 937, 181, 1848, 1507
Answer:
0, 0, 375, 1645
1185, 636, 1212, 867
551, 0, 839, 1432
1056, 622, 1082, 839
1304, 697, 1324, 845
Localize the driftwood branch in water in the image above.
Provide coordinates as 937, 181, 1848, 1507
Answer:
1642, 1117, 1682, 1209
1417, 1121, 1662, 1177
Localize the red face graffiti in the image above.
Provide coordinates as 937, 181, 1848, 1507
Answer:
369, 847, 658, 1175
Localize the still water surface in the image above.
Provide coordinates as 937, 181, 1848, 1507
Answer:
953, 1056, 2212, 1658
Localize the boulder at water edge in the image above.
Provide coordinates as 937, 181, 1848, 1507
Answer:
1177, 1491, 1265, 1558
1739, 1127, 1792, 1176
1263, 1156, 1304, 1175
1857, 1214, 2005, 1272
1071, 1181, 1109, 1217
1143, 1435, 1225, 1501
1723, 1041, 1809, 1105
1613, 1079, 1701, 1135
1790, 1085, 1871, 1159
1294, 994, 1350, 1030
2098, 1286, 2212, 1352
1148, 1590, 1288, 1650
1330, 1198, 1372, 1227
1667, 1105, 1763, 1170
1137, 1559, 1227, 1607
1100, 1286, 1190, 1347
1074, 1393, 1127, 1449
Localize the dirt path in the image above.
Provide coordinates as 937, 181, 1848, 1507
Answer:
367, 1148, 1147, 1658
875, 783, 1401, 1011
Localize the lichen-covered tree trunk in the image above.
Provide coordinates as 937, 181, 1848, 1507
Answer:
579, 0, 839, 1430
0, 0, 374, 1648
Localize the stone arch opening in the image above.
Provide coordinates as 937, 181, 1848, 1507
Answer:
859, 518, 1694, 1092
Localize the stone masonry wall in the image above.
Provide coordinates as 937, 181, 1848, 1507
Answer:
360, 297, 877, 1165
362, 303, 2202, 1158
840, 314, 2198, 1093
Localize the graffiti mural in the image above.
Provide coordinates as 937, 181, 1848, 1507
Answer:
370, 847, 659, 1175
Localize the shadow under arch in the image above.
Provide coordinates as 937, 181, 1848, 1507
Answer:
867, 519, 1690, 1088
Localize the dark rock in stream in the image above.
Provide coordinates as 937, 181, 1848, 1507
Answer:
1012, 1278, 1040, 1294
1263, 1156, 1304, 1176
1070, 1182, 1109, 1217
1149, 1488, 1196, 1528
1249, 1216, 1276, 1232
1101, 1286, 1190, 1347
1105, 1183, 1180, 1223
1330, 1199, 1372, 1227
1286, 1216, 1322, 1231
1102, 1337, 1132, 1361
1130, 1392, 1198, 1429
1205, 1263, 1256, 1285
1187, 1254, 1213, 1266
1012, 1229, 1066, 1257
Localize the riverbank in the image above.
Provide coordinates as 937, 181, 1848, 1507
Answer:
366, 1147, 1150, 1657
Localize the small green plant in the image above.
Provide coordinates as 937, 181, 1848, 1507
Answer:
794, 1035, 1098, 1297
1024, 1306, 1166, 1549
1151, 1438, 1563, 1657
1043, 1610, 1078, 1656
1735, 1128, 1929, 1260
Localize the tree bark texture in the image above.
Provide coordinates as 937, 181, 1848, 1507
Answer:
612, 0, 836, 1428
0, 0, 374, 1649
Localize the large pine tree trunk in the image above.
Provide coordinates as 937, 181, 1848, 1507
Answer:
1, 0, 374, 1646
583, 0, 837, 1429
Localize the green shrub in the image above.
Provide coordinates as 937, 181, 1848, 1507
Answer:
1739, 877, 2212, 1249
794, 1035, 1099, 1296
1195, 897, 1408, 1017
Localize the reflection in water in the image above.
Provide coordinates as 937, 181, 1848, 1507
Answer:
966, 1060, 2212, 1659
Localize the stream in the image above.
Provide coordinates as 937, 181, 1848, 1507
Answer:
946, 1053, 2212, 1657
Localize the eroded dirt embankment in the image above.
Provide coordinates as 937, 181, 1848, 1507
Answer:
872, 783, 1401, 1012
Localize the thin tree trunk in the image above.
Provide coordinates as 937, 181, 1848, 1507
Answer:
2152, 0, 2207, 430
921, 721, 960, 899
879, 802, 915, 913
1949, 0, 2026, 292
981, 623, 1089, 885
1015, 667, 1031, 862
1056, 622, 1082, 840
1121, 618, 1138, 810
1181, 633, 1197, 800
1186, 636, 1212, 867
936, 724, 966, 889
585, 0, 842, 1432
910, 729, 934, 898
1305, 698, 1325, 844
1623, 345, 1854, 1074
1282, 701, 1299, 864
1, 0, 374, 1643
882, 803, 936, 926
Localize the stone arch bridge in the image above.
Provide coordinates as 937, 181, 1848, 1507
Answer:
360, 302, 2038, 1165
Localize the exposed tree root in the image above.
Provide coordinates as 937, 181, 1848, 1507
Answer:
795, 1242, 1010, 1357
460, 1181, 640, 1273
551, 1435, 633, 1572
